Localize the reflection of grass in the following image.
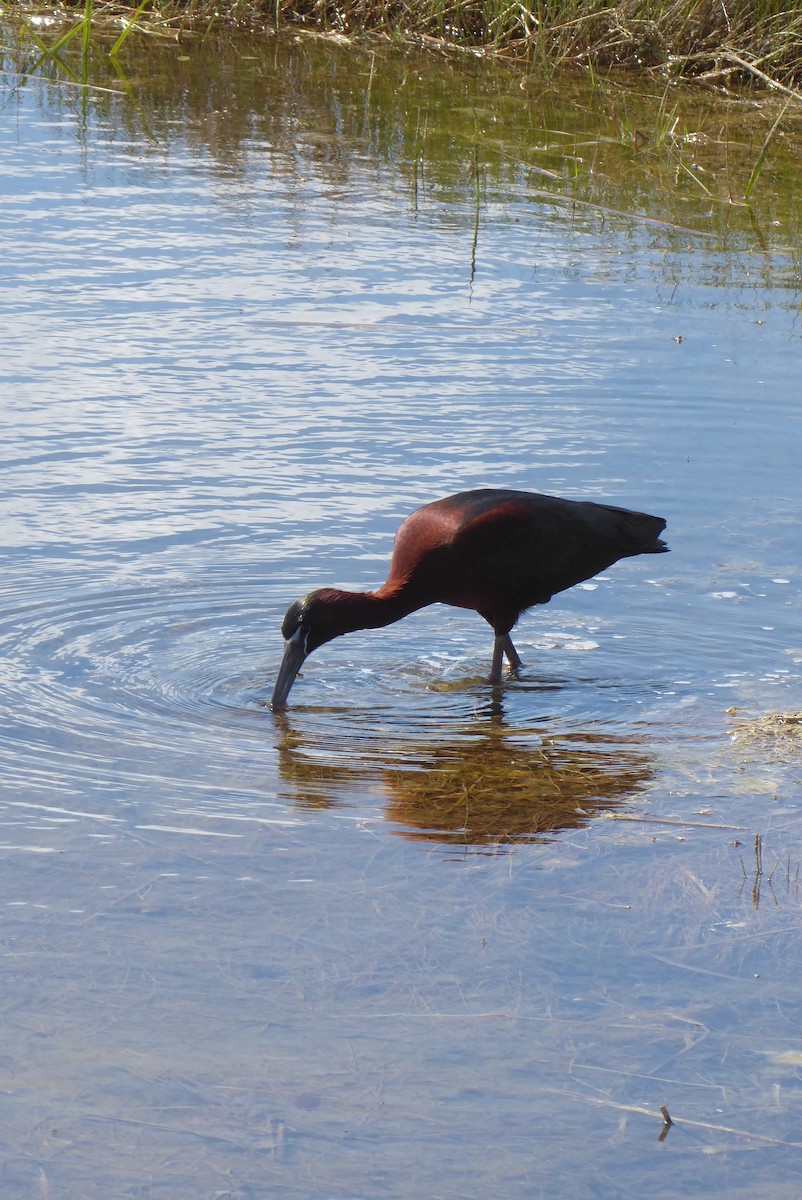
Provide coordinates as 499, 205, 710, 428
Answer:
6, 4, 801, 220
276, 713, 654, 844
383, 735, 651, 845
739, 831, 801, 910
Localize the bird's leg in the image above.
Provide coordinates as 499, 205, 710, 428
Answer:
490, 635, 505, 684
490, 633, 522, 683
502, 635, 522, 671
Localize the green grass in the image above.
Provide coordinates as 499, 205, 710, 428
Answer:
3, 0, 802, 90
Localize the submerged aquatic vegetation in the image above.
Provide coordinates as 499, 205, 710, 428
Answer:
4, 0, 802, 210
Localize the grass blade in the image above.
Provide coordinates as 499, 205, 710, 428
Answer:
744, 96, 792, 200
109, 0, 154, 58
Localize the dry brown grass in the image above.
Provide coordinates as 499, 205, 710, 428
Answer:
728, 709, 802, 749
7, 0, 802, 89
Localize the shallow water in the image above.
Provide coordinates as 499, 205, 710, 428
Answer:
1, 21, 801, 1199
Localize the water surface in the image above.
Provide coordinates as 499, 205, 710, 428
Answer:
0, 23, 801, 1199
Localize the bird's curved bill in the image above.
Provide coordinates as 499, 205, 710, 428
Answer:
270, 630, 308, 711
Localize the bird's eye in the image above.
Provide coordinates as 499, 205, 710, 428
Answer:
281, 599, 309, 641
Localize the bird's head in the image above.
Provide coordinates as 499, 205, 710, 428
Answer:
270, 589, 348, 711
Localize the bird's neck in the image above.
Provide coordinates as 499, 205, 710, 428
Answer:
315, 582, 422, 640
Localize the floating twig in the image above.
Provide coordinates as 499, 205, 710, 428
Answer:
658, 1104, 673, 1142
609, 814, 748, 831
526, 186, 713, 238
539, 1086, 802, 1149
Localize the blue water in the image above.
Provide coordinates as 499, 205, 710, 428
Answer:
0, 30, 801, 1200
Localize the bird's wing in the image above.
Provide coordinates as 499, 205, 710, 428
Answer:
451, 497, 620, 609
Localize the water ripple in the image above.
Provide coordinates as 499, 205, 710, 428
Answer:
0, 563, 681, 840
0, 572, 281, 813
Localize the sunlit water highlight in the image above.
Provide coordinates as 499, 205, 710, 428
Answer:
1, 26, 801, 1200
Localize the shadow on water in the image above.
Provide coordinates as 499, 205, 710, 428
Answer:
275, 705, 654, 845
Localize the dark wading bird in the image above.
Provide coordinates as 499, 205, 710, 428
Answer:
271, 488, 668, 710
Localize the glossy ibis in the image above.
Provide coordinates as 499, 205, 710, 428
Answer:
271, 488, 668, 710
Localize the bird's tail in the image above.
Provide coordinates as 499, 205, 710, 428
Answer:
645, 536, 670, 554
621, 511, 669, 555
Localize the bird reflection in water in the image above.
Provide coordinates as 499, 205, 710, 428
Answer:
274, 706, 654, 847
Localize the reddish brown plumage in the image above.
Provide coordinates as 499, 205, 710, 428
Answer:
271, 488, 668, 709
